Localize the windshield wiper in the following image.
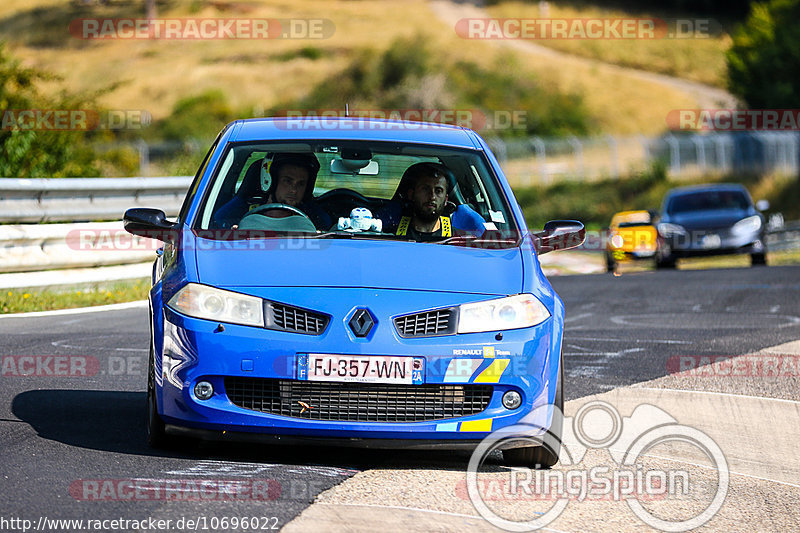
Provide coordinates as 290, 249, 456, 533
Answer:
314, 231, 356, 239
437, 232, 522, 248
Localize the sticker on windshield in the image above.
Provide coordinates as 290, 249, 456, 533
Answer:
489, 210, 505, 224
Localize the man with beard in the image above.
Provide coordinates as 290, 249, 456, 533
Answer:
395, 162, 454, 242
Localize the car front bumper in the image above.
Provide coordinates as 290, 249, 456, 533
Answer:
155, 303, 561, 445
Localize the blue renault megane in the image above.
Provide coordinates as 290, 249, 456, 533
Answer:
124, 117, 584, 467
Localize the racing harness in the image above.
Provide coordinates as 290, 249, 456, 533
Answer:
396, 216, 451, 237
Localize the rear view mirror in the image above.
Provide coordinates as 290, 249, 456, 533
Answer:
534, 220, 585, 254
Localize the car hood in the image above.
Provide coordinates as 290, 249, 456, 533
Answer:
667, 209, 754, 230
193, 236, 523, 295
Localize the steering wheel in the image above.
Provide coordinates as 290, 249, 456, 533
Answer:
244, 203, 313, 221
238, 203, 316, 232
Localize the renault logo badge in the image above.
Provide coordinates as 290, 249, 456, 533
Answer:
348, 308, 375, 337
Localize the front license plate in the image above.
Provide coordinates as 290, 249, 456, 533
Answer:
297, 354, 424, 385
701, 234, 721, 249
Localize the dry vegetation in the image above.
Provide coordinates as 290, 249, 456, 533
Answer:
0, 0, 716, 135
486, 1, 732, 88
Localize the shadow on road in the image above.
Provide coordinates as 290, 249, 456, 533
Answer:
10, 389, 486, 470
12, 389, 155, 455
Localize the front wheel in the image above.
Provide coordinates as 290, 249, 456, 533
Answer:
605, 253, 616, 272
146, 347, 169, 448
503, 352, 564, 469
751, 252, 767, 266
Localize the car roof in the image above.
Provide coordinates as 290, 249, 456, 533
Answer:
228, 117, 481, 149
611, 210, 652, 225
665, 183, 748, 198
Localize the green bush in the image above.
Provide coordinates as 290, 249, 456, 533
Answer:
275, 34, 594, 138
156, 89, 237, 142
727, 0, 800, 108
0, 42, 101, 177
515, 162, 678, 230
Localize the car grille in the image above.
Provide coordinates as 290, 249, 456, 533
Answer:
394, 308, 456, 338
265, 302, 329, 335
225, 377, 492, 422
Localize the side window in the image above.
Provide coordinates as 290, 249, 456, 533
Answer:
177, 134, 222, 223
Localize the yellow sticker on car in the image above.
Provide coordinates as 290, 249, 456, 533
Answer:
473, 359, 510, 383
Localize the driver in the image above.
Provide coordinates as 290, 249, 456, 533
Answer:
216, 153, 331, 230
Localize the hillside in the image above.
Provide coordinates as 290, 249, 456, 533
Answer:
0, 0, 723, 136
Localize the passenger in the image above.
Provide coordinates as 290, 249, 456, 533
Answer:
215, 153, 331, 230
394, 162, 455, 242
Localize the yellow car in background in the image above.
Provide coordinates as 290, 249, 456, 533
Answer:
605, 210, 659, 271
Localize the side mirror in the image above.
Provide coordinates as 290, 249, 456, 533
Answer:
534, 220, 585, 254
755, 199, 770, 212
123, 208, 179, 242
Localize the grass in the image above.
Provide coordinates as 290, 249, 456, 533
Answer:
0, 0, 707, 142
0, 279, 149, 314
514, 163, 800, 231
485, 1, 732, 88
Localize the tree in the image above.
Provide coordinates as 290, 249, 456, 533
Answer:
727, 0, 800, 108
0, 43, 99, 177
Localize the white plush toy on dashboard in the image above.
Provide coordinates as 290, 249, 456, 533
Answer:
337, 207, 383, 232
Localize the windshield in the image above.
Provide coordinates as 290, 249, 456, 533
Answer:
667, 190, 750, 215
195, 140, 517, 245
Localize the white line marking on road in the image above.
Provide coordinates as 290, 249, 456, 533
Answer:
565, 312, 593, 323
0, 300, 147, 319
568, 337, 693, 344
164, 459, 358, 478
770, 305, 780, 313
51, 338, 148, 353
634, 386, 800, 405
566, 344, 594, 352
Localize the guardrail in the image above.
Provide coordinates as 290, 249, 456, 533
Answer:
766, 221, 800, 251
0, 177, 193, 223
0, 176, 797, 282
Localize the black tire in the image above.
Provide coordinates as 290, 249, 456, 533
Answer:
605, 253, 616, 272
503, 352, 564, 469
751, 253, 767, 266
655, 256, 676, 269
146, 346, 169, 448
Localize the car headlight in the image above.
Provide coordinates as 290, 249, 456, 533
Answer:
657, 222, 687, 237
457, 294, 550, 334
610, 234, 625, 248
167, 283, 264, 327
731, 215, 762, 236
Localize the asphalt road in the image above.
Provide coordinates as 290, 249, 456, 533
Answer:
1, 265, 798, 531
